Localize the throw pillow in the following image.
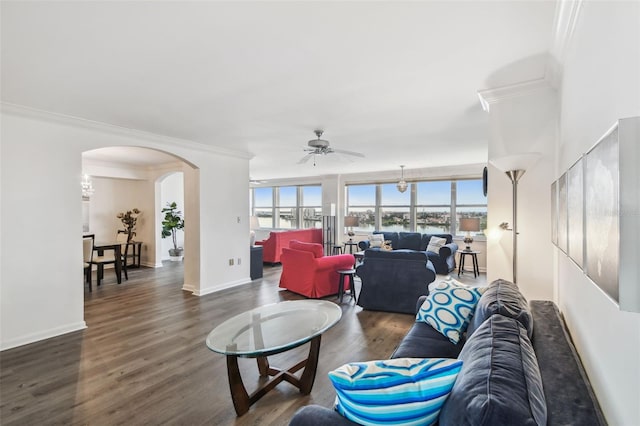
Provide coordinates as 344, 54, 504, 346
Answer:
466, 279, 533, 339
368, 233, 384, 248
329, 358, 463, 426
416, 281, 484, 344
438, 315, 547, 426
426, 236, 447, 254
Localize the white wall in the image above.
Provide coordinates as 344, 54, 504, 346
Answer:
557, 2, 640, 425
160, 172, 184, 259
0, 105, 251, 350
88, 177, 150, 242
470, 84, 558, 301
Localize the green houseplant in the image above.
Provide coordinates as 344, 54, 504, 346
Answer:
161, 202, 185, 259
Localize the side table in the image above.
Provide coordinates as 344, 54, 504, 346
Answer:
344, 241, 359, 254
336, 269, 357, 303
458, 250, 480, 278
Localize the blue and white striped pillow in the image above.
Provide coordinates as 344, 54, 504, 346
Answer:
328, 358, 463, 426
417, 281, 484, 344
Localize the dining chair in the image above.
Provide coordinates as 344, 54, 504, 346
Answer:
83, 235, 94, 292
91, 234, 129, 286
115, 231, 135, 280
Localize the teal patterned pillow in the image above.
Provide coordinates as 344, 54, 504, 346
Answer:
328, 358, 463, 426
417, 281, 484, 344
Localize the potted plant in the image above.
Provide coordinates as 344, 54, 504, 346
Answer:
161, 202, 185, 260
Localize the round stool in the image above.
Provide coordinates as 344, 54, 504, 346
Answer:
332, 245, 344, 255
336, 268, 357, 303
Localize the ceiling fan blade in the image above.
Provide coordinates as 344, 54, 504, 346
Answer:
297, 153, 313, 164
332, 148, 365, 158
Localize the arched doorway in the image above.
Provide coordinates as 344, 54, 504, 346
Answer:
81, 146, 198, 295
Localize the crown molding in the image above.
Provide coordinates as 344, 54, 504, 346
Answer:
477, 78, 553, 112
1, 102, 252, 161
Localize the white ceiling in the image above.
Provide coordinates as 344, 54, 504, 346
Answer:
1, 1, 556, 179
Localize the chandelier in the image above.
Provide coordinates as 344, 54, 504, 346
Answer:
82, 174, 94, 198
396, 165, 408, 193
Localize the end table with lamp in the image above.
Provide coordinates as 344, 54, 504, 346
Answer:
459, 217, 480, 251
343, 215, 359, 254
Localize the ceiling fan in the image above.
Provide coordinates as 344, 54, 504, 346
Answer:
298, 130, 365, 166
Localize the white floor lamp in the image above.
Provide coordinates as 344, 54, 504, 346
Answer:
490, 153, 541, 284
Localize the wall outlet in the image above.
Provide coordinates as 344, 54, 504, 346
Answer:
237, 258, 241, 265
228, 258, 234, 266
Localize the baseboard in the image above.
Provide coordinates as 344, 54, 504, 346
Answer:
1, 321, 87, 351
193, 277, 252, 296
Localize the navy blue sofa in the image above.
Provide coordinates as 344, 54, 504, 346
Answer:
358, 232, 458, 274
289, 279, 606, 426
355, 249, 436, 314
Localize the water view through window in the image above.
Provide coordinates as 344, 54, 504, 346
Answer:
252, 185, 322, 229
347, 179, 487, 236
251, 179, 487, 236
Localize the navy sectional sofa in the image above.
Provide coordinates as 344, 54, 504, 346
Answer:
358, 232, 458, 274
289, 279, 605, 426
355, 249, 436, 314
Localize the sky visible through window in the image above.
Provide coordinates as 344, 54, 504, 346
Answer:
253, 181, 486, 234
348, 180, 485, 205
348, 180, 487, 235
254, 186, 322, 206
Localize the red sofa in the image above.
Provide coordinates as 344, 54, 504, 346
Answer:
255, 228, 323, 264
279, 241, 355, 298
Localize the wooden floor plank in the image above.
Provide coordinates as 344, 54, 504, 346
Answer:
1, 261, 485, 425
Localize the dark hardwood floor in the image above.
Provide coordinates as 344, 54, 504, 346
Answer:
0, 262, 486, 425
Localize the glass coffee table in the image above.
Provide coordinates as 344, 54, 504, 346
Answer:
205, 300, 342, 416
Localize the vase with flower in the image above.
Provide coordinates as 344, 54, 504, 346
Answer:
117, 208, 141, 243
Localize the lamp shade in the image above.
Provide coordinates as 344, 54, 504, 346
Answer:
344, 216, 359, 227
250, 216, 260, 230
459, 218, 480, 232
490, 152, 542, 172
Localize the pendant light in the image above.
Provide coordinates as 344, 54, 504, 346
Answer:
396, 165, 408, 193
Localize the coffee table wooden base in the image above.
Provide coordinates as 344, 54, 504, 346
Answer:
226, 335, 321, 416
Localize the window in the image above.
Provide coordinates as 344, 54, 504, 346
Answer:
380, 183, 410, 232
251, 185, 322, 230
346, 178, 487, 237
301, 186, 322, 229
456, 180, 487, 237
253, 187, 273, 228
276, 186, 297, 229
416, 181, 452, 234
346, 185, 376, 232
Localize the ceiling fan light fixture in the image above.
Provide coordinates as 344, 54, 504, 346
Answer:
397, 165, 408, 193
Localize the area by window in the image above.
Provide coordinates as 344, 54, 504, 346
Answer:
346, 179, 486, 237
251, 185, 322, 229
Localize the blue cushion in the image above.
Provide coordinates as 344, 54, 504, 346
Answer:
329, 358, 463, 426
439, 315, 547, 426
398, 232, 422, 250
391, 322, 463, 360
416, 280, 484, 344
466, 279, 533, 338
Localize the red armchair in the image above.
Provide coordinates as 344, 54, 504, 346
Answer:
256, 228, 323, 264
279, 240, 355, 298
